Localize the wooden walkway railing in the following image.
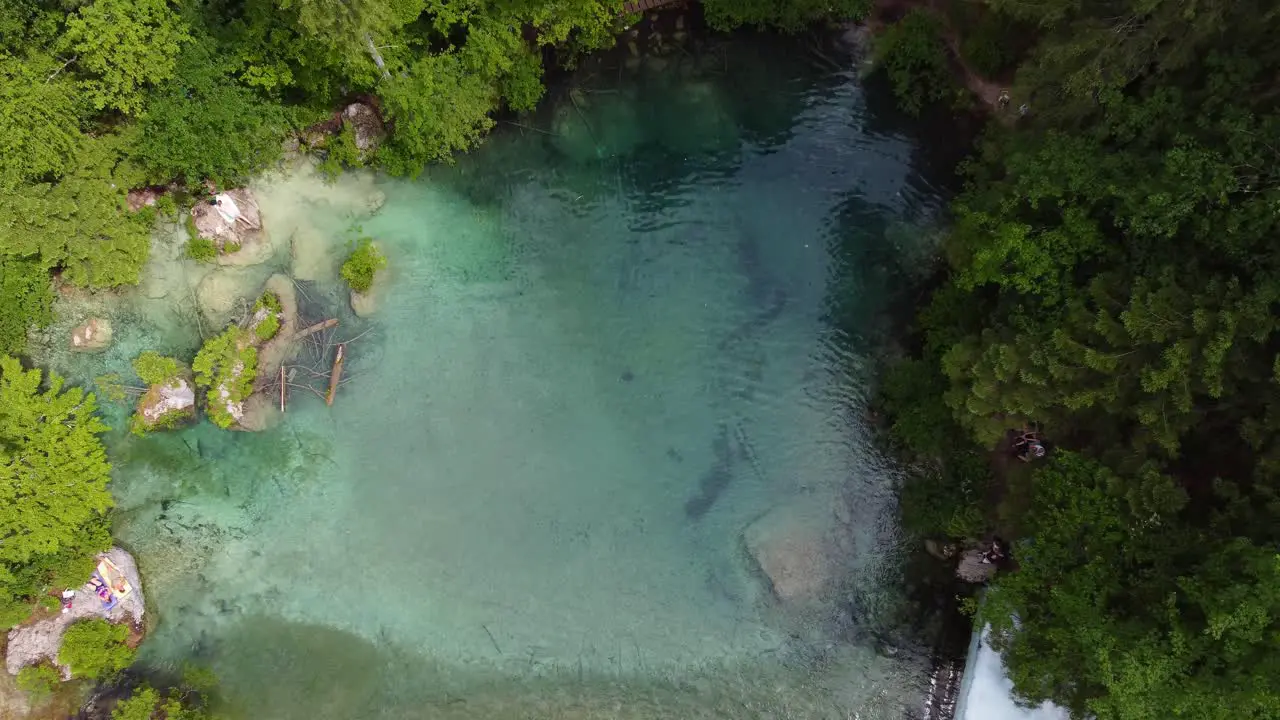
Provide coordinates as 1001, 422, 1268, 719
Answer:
621, 0, 683, 14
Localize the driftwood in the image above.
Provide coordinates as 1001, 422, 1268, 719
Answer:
326, 344, 346, 406
292, 318, 338, 342
279, 365, 286, 412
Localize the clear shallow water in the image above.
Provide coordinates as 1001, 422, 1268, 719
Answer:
33, 33, 947, 719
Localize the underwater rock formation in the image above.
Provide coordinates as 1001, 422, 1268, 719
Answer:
743, 493, 842, 605
70, 318, 112, 352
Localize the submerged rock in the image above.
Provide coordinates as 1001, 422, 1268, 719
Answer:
743, 493, 841, 605
5, 548, 145, 679
70, 318, 113, 352
255, 274, 300, 385
238, 393, 281, 432
290, 222, 336, 282
136, 375, 197, 432
196, 268, 258, 327
350, 288, 377, 317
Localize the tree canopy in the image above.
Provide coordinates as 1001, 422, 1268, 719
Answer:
0, 357, 112, 619
881, 0, 1280, 716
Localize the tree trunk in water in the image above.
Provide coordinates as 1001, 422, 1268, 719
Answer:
292, 318, 338, 342
326, 344, 346, 406
365, 33, 391, 80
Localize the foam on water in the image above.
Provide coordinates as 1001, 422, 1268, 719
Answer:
32, 34, 951, 718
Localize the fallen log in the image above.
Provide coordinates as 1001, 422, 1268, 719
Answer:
326, 344, 345, 406
292, 318, 339, 342
280, 365, 286, 412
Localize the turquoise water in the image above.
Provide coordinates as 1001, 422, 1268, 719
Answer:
33, 33, 947, 719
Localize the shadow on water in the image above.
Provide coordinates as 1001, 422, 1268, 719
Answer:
205, 615, 906, 720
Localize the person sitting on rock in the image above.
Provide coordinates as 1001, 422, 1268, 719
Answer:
981, 539, 1005, 564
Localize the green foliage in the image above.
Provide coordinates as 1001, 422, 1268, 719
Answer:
130, 39, 286, 185
112, 685, 159, 720
59, 618, 135, 680
16, 663, 60, 704
379, 51, 498, 173
0, 255, 53, 357
132, 352, 182, 386
0, 357, 112, 605
874, 10, 953, 115
340, 238, 386, 293
60, 0, 191, 114
886, 0, 1280, 714
882, 356, 993, 539
0, 598, 30, 627
253, 293, 281, 341
0, 56, 83, 187
0, 134, 152, 287
702, 0, 870, 31
318, 122, 363, 180
192, 328, 257, 429
955, 9, 1020, 77
155, 194, 178, 216
187, 237, 217, 262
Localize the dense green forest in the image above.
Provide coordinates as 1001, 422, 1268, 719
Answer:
5, 0, 1279, 716
880, 0, 1280, 718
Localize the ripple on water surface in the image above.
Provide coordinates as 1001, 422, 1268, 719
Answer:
42, 32, 949, 719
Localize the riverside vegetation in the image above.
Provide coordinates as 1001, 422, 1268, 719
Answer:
875, 0, 1280, 718
3, 0, 1275, 717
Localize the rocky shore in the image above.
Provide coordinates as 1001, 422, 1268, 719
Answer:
5, 548, 145, 679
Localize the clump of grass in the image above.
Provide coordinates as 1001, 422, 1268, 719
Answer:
341, 237, 386, 293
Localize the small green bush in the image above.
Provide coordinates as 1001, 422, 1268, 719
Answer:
341, 237, 386, 294
256, 291, 282, 313
16, 663, 60, 703
155, 194, 178, 217
0, 598, 30, 627
319, 122, 364, 181
875, 9, 954, 115
253, 293, 282, 341
187, 237, 217, 262
59, 618, 135, 680
111, 685, 159, 720
16, 663, 60, 704
133, 351, 182, 386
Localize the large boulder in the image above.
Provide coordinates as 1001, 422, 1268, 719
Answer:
955, 548, 998, 584
70, 318, 112, 352
196, 268, 259, 327
135, 375, 197, 432
126, 186, 166, 212
5, 548, 144, 679
190, 188, 267, 263
343, 102, 386, 159
743, 494, 841, 605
